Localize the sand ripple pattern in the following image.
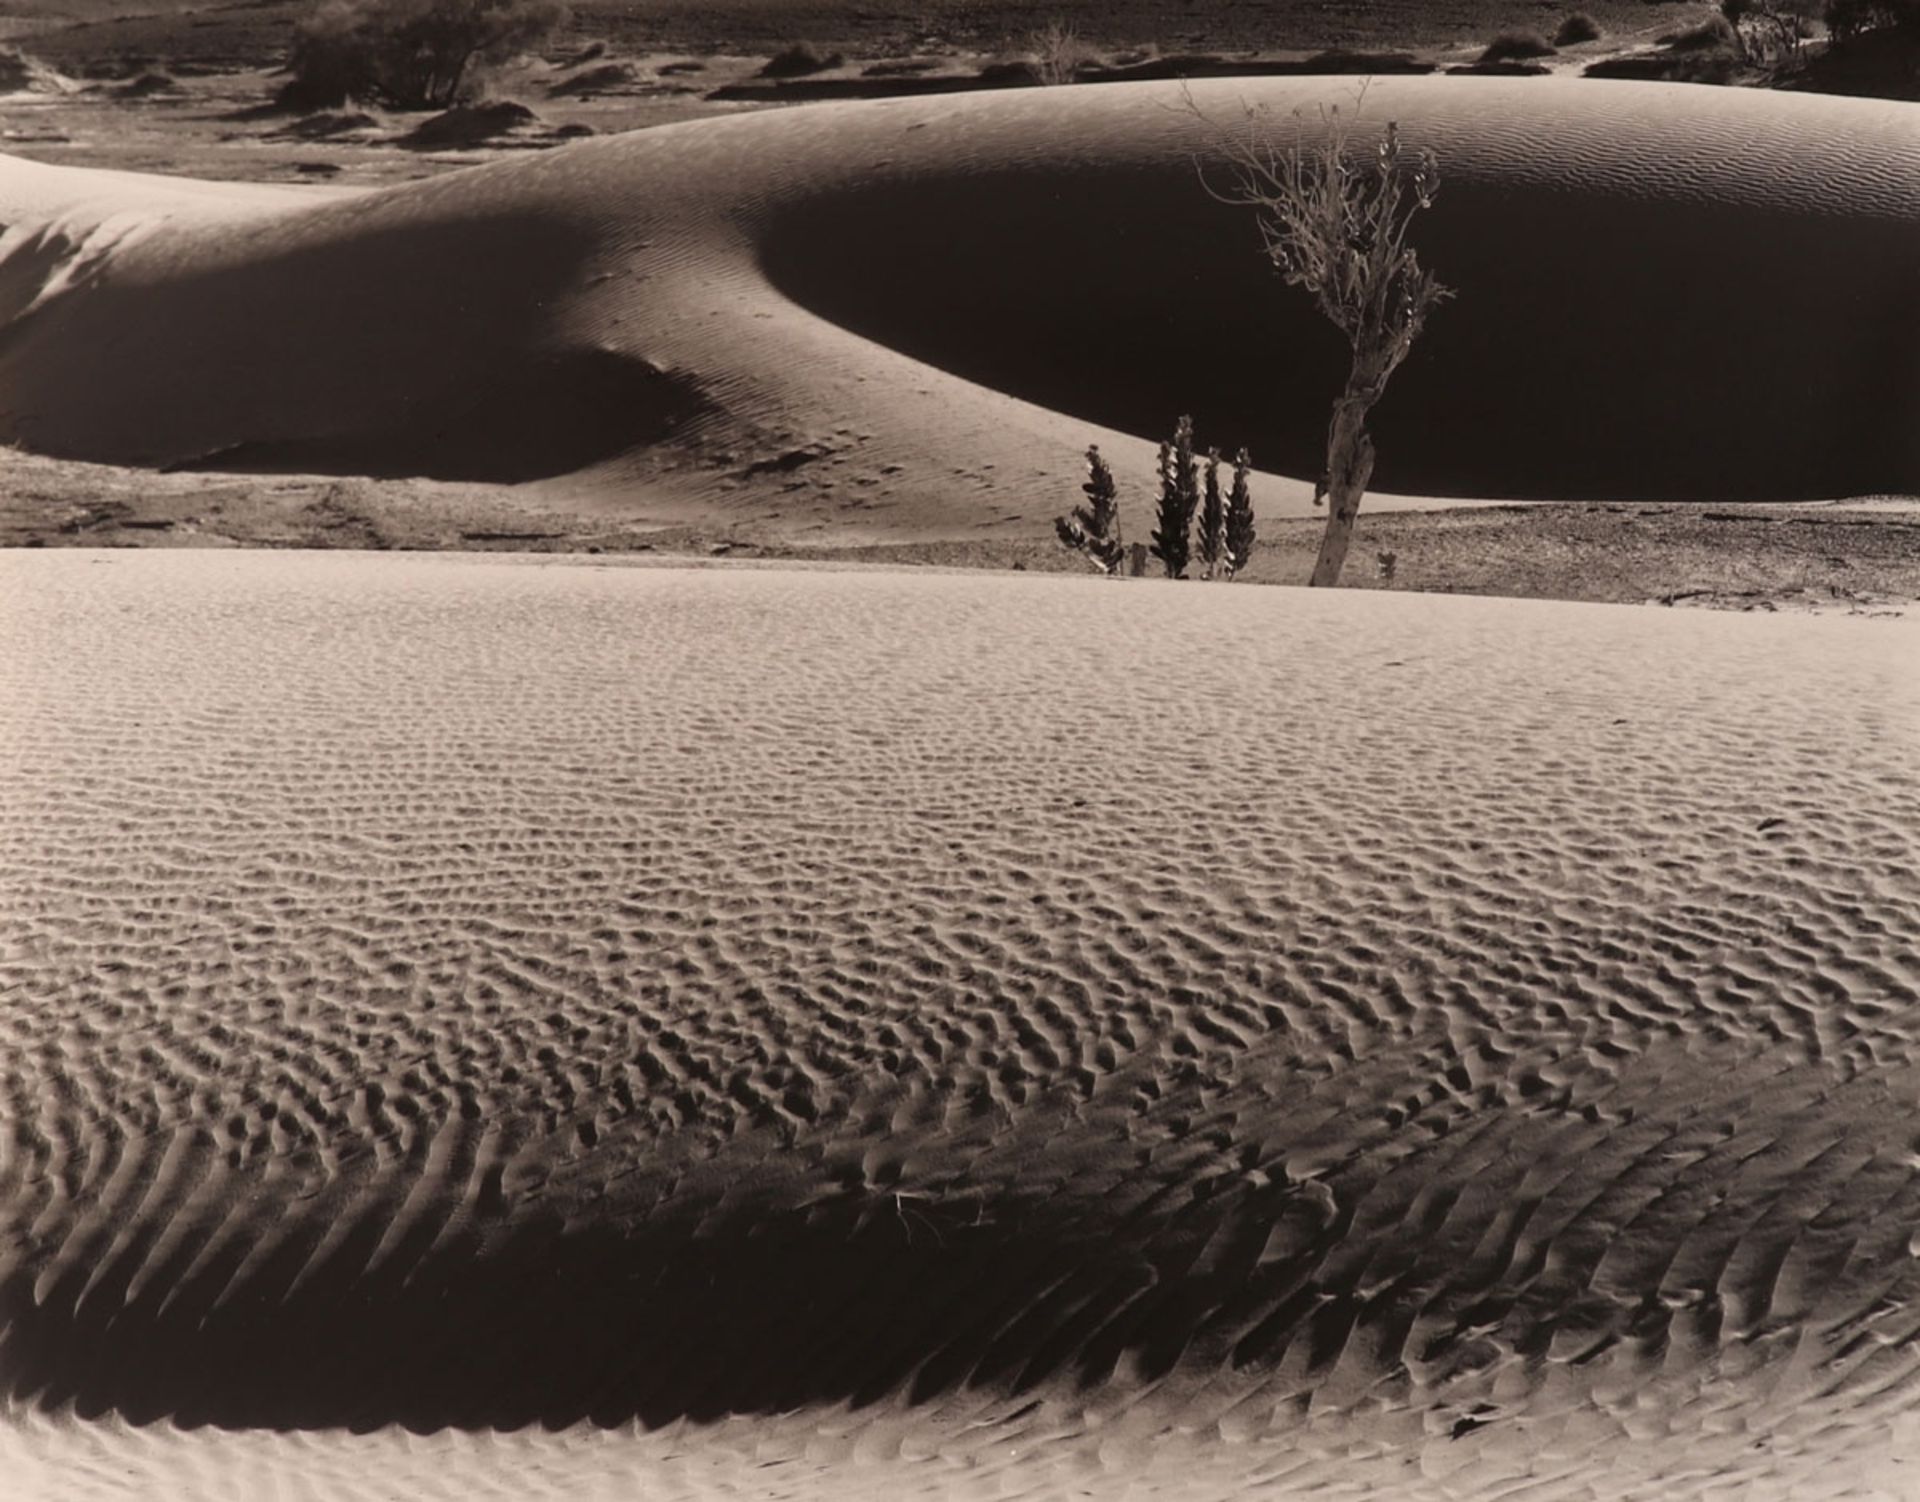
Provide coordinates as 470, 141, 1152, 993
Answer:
2, 553, 1918, 1499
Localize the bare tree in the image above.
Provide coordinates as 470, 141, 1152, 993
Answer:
1197, 90, 1451, 587
1029, 19, 1091, 85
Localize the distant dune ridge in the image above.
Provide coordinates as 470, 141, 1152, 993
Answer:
3, 551, 1919, 1498
1, 77, 1917, 541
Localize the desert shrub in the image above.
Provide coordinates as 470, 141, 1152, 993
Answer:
1480, 30, 1558, 62
1555, 12, 1603, 44
759, 42, 842, 78
1055, 445, 1125, 574
1150, 416, 1201, 579
1197, 450, 1225, 578
1060, 428, 1253, 581
1030, 19, 1090, 85
1223, 450, 1256, 579
1200, 96, 1450, 588
281, 0, 566, 111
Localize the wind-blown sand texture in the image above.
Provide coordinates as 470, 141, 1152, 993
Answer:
3, 76, 1917, 541
2, 550, 1918, 1498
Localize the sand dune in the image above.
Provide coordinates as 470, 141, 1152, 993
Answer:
2, 550, 1917, 1497
2, 77, 1917, 542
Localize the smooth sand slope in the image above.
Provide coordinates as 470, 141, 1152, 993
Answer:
2, 77, 1917, 541
2, 551, 1918, 1499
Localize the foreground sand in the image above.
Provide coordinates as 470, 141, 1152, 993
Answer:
2, 551, 1917, 1499
4, 77, 1918, 544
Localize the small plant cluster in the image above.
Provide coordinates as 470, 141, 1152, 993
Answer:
1056, 419, 1255, 580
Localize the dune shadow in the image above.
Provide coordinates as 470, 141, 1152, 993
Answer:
4, 1030, 1913, 1436
0, 1170, 1317, 1432
760, 161, 1920, 501
3, 205, 708, 484
180, 346, 709, 484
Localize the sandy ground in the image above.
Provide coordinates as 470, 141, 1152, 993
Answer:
2, 550, 1918, 1498
3, 447, 1917, 613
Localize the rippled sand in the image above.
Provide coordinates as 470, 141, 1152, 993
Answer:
1, 550, 1917, 1498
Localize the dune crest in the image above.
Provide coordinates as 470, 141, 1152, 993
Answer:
2, 77, 1917, 537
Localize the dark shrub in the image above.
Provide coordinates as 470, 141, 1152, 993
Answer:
759, 42, 843, 78
1055, 445, 1125, 575
1480, 30, 1558, 61
1197, 450, 1225, 578
281, 0, 567, 111
1149, 415, 1200, 580
1554, 12, 1603, 44
1223, 450, 1256, 579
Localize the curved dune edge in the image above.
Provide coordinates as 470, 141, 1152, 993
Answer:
3, 76, 1918, 541
3, 551, 1919, 1500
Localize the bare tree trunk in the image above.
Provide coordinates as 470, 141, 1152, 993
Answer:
1308, 387, 1378, 588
